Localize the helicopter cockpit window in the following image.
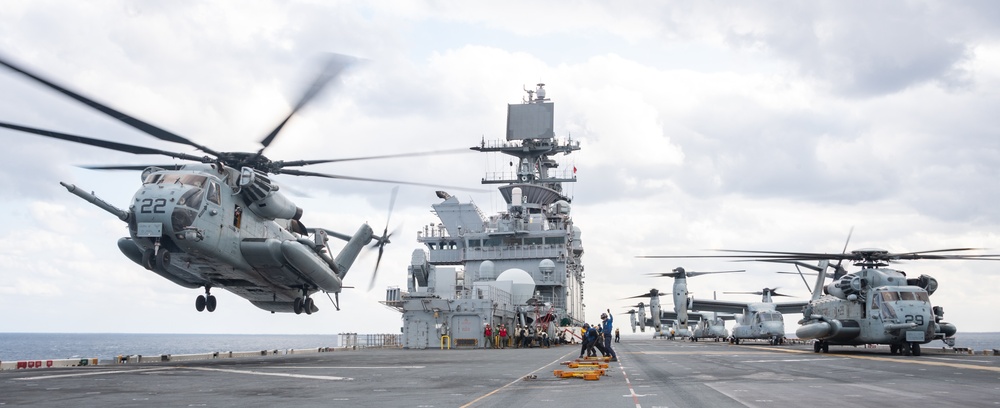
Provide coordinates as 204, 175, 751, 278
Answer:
206, 181, 221, 205
157, 174, 208, 188
178, 186, 205, 209
899, 291, 916, 301
915, 292, 930, 302
881, 292, 900, 302
760, 313, 780, 321
143, 174, 163, 184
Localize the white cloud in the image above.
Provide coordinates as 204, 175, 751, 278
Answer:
0, 1, 999, 337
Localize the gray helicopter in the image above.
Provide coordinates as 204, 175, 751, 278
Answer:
643, 243, 999, 355
0, 54, 470, 315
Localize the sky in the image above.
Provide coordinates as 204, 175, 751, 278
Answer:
1, 1, 999, 336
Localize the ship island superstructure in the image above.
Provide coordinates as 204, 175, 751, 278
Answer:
383, 84, 585, 349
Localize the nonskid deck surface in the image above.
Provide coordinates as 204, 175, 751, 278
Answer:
2, 340, 998, 407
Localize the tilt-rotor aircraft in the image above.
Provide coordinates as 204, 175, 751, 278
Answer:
639, 258, 805, 344
623, 290, 665, 334
625, 288, 698, 338
0, 53, 472, 315
647, 267, 743, 341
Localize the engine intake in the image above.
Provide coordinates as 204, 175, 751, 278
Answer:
239, 167, 303, 220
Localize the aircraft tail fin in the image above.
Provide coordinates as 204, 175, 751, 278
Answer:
335, 224, 374, 280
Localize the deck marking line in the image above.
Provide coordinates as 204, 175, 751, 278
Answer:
13, 367, 175, 381
616, 358, 644, 408
185, 366, 352, 381
759, 347, 1000, 372
459, 350, 576, 408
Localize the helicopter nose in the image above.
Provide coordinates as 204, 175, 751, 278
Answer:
763, 321, 784, 336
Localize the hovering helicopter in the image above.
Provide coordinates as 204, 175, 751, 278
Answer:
641, 241, 999, 355
0, 53, 473, 315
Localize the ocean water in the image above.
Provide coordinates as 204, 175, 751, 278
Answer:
0, 333, 342, 363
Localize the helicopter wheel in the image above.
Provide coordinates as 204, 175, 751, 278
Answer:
206, 295, 217, 312
304, 297, 315, 315
821, 342, 829, 353
196, 295, 206, 312
155, 249, 171, 272
889, 344, 899, 355
813, 341, 821, 353
141, 249, 154, 270
911, 343, 921, 356
293, 297, 303, 315
902, 343, 912, 356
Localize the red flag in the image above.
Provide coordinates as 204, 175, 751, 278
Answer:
573, 166, 577, 174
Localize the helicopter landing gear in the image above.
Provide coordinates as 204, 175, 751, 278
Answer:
890, 343, 920, 356
813, 340, 830, 353
141, 249, 154, 270
293, 296, 315, 315
195, 288, 216, 312
155, 249, 171, 272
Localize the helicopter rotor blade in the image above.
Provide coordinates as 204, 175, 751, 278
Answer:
80, 164, 187, 171
258, 53, 356, 154
276, 168, 487, 192
0, 122, 209, 162
276, 148, 472, 169
0, 55, 219, 156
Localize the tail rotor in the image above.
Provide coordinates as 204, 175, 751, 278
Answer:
369, 186, 398, 290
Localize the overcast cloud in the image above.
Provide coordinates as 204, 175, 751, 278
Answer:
0, 1, 998, 337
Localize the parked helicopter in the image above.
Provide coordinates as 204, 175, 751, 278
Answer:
641, 244, 999, 355
710, 287, 805, 345
0, 54, 473, 315
689, 311, 730, 341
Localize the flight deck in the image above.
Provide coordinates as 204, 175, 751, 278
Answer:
2, 339, 997, 407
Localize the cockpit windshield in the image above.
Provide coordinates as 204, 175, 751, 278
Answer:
760, 312, 781, 321
144, 173, 208, 188
178, 187, 204, 209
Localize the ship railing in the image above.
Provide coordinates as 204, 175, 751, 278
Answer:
338, 333, 402, 350
461, 245, 566, 261
481, 170, 577, 183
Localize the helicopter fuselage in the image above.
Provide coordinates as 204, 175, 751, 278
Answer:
797, 266, 955, 349
98, 164, 372, 314
730, 305, 786, 342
